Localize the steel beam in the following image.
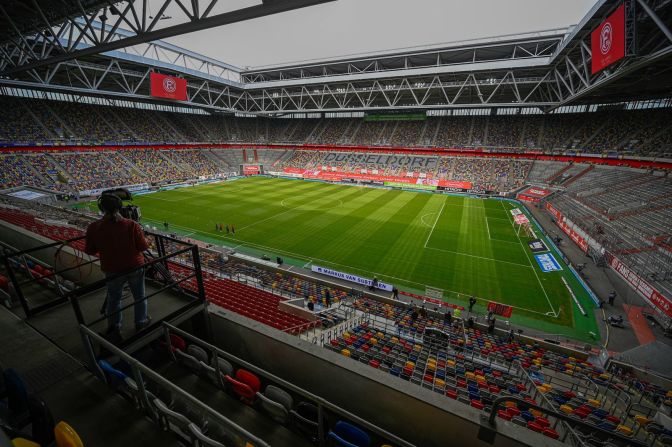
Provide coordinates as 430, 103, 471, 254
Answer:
0, 0, 336, 75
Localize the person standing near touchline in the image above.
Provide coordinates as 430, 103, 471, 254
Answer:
85, 192, 151, 339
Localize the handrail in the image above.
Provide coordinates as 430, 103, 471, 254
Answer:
78, 324, 271, 447
512, 360, 584, 444
163, 322, 417, 447
66, 239, 205, 327
486, 395, 647, 447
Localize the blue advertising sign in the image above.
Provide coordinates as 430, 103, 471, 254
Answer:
534, 253, 563, 273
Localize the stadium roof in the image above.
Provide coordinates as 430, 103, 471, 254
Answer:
0, 0, 670, 115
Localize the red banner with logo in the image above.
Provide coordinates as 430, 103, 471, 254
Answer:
607, 254, 672, 318
150, 72, 188, 100
487, 301, 513, 318
545, 202, 562, 221
518, 187, 552, 203
243, 165, 261, 175
591, 4, 626, 74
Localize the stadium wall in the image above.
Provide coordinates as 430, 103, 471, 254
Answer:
210, 310, 562, 447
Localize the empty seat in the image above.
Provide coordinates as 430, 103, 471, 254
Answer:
328, 421, 371, 447
224, 369, 260, 404
188, 422, 226, 447
153, 398, 191, 435
54, 421, 84, 447
256, 385, 293, 424
291, 401, 324, 441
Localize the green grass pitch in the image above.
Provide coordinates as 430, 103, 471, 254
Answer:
92, 176, 600, 341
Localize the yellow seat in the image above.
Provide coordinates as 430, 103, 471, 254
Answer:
435, 378, 445, 388
447, 359, 456, 367
369, 338, 378, 345
341, 349, 351, 357
504, 401, 517, 409
587, 398, 601, 407
560, 404, 573, 414
405, 361, 415, 369
530, 408, 543, 418
465, 371, 475, 380
54, 421, 84, 447
616, 425, 633, 436
667, 390, 672, 398
634, 414, 649, 426
12, 439, 41, 447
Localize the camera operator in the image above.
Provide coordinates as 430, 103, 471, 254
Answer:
85, 191, 150, 340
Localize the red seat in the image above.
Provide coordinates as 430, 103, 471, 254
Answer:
542, 428, 559, 439
224, 369, 261, 404
527, 421, 543, 432
470, 400, 484, 410
497, 410, 512, 420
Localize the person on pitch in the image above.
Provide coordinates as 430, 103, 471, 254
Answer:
468, 296, 477, 312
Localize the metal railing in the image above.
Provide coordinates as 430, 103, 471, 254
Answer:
486, 396, 648, 447
79, 324, 271, 447
66, 233, 206, 336
162, 322, 416, 447
3, 235, 99, 317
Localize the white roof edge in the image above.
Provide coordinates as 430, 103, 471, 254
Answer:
243, 27, 572, 73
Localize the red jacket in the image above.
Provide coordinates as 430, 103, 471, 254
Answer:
85, 217, 149, 273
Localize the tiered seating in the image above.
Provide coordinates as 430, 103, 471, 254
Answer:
1, 95, 672, 154
216, 261, 349, 307
0, 207, 85, 249
205, 278, 313, 331
323, 323, 566, 439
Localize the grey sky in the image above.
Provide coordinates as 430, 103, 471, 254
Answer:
162, 0, 597, 69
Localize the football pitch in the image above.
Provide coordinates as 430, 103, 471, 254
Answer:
98, 177, 599, 341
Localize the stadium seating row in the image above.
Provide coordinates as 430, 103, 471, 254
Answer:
2, 97, 672, 156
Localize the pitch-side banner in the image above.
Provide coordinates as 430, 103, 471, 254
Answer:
608, 255, 672, 318
528, 239, 548, 253
283, 168, 472, 189
487, 301, 513, 318
591, 4, 626, 74
311, 265, 393, 292
150, 72, 188, 100
535, 253, 563, 273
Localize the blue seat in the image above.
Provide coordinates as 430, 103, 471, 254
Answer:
328, 421, 371, 447
98, 360, 128, 389
1, 368, 29, 421
521, 411, 534, 422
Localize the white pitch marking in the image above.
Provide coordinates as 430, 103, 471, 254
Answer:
424, 200, 446, 249
500, 200, 558, 318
